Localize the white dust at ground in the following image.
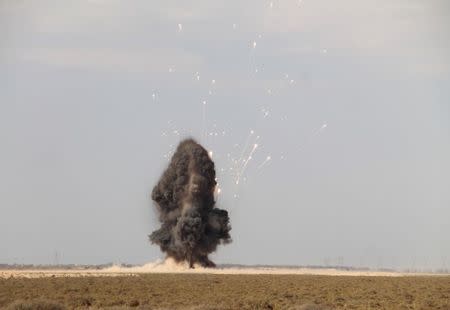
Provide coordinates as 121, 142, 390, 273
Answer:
1, 258, 436, 278
101, 258, 404, 276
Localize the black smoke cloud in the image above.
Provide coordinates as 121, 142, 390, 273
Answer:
150, 139, 231, 268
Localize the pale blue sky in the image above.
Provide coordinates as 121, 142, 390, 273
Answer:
1, 0, 449, 270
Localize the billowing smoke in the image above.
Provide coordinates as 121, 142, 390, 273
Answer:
150, 139, 231, 268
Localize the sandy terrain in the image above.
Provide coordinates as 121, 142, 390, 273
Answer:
1, 259, 439, 278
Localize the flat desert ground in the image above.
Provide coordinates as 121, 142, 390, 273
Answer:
1, 262, 449, 309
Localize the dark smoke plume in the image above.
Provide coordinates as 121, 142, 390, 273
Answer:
150, 139, 231, 268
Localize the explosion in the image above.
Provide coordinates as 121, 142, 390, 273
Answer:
150, 139, 231, 268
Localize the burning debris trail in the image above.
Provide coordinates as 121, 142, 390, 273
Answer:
150, 139, 231, 268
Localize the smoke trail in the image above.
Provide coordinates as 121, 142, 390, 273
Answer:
150, 139, 231, 268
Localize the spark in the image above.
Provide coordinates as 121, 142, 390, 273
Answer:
290, 79, 295, 84
211, 79, 216, 85
208, 150, 213, 158
236, 143, 259, 185
257, 155, 272, 170
238, 129, 255, 165
313, 122, 328, 136
299, 123, 329, 151
152, 93, 156, 100
252, 41, 257, 48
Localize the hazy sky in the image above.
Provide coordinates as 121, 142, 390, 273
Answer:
1, 0, 449, 269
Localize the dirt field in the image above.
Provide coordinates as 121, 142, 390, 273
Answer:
1, 272, 449, 309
